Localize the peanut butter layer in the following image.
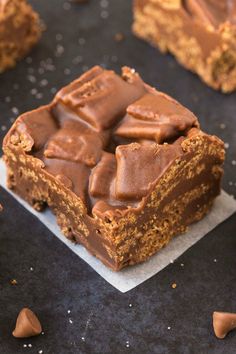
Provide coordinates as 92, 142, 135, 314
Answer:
133, 0, 236, 93
0, 0, 42, 73
3, 66, 225, 270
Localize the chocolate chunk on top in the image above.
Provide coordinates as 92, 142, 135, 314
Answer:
115, 141, 183, 200
115, 92, 198, 143
44, 119, 105, 167
55, 66, 104, 101
43, 157, 90, 203
55, 66, 146, 130
89, 152, 116, 198
8, 107, 58, 152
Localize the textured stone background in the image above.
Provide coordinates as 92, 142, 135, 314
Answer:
0, 1, 235, 353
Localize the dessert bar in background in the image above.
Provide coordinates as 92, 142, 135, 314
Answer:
0, 0, 42, 73
3, 66, 225, 270
133, 0, 236, 93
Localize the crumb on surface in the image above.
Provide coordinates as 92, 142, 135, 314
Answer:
114, 32, 125, 42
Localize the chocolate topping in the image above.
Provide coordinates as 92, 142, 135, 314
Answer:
115, 92, 198, 143
213, 311, 236, 339
44, 119, 105, 167
10, 107, 58, 151
12, 308, 42, 338
55, 66, 103, 101
43, 157, 90, 202
6, 66, 199, 214
55, 66, 146, 130
89, 152, 116, 198
115, 140, 183, 200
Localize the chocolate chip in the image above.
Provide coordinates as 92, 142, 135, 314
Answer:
213, 311, 236, 339
12, 308, 42, 338
114, 32, 125, 42
70, 0, 88, 3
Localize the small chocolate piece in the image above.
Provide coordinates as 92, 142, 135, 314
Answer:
44, 119, 105, 167
114, 32, 125, 42
213, 312, 236, 339
115, 141, 183, 200
115, 92, 198, 143
11, 107, 58, 152
3, 66, 225, 270
70, 0, 88, 3
0, 0, 42, 73
43, 157, 90, 203
12, 308, 42, 338
56, 66, 146, 130
89, 152, 116, 198
133, 0, 236, 92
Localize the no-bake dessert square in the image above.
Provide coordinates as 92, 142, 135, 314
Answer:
133, 0, 236, 92
0, 0, 42, 73
3, 66, 225, 270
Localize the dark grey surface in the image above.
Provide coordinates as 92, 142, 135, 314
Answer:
0, 1, 236, 353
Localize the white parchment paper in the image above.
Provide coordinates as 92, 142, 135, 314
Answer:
0, 159, 235, 293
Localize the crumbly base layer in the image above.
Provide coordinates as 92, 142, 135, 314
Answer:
0, 0, 42, 73
133, 6, 236, 93
3, 133, 224, 270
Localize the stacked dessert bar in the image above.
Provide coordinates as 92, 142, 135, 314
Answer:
3, 66, 225, 270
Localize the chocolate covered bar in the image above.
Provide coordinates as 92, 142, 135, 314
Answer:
3, 66, 225, 270
133, 0, 236, 92
0, 0, 42, 73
